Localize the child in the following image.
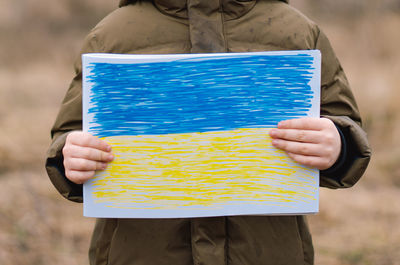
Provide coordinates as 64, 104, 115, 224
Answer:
46, 0, 371, 264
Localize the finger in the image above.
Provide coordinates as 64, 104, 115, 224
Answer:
67, 132, 111, 152
269, 128, 322, 143
64, 157, 108, 171
277, 117, 326, 131
286, 152, 330, 170
65, 170, 96, 184
64, 145, 114, 162
271, 139, 322, 156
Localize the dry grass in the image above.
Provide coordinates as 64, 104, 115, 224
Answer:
0, 0, 399, 264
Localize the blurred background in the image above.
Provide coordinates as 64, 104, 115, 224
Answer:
0, 0, 399, 264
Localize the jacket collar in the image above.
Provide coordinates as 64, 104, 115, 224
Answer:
118, 0, 289, 53
119, 1, 288, 19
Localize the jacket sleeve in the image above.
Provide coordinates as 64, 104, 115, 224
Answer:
45, 32, 104, 202
316, 28, 371, 189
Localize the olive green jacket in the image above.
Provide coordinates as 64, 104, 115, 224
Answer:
46, 1, 371, 264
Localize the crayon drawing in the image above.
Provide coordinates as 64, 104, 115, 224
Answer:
82, 51, 321, 218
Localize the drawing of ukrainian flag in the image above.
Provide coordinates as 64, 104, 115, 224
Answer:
82, 51, 321, 218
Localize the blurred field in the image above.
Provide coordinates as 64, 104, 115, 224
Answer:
0, 0, 399, 264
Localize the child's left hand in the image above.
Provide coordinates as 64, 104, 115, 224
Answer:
269, 117, 341, 170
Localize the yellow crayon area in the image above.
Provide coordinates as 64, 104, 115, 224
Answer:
91, 128, 318, 209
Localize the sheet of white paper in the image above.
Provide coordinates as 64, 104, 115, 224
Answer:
82, 50, 321, 218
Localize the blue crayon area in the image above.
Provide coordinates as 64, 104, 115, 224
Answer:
86, 54, 315, 137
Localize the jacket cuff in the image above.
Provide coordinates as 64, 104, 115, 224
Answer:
45, 132, 83, 202
320, 116, 371, 189
320, 124, 347, 176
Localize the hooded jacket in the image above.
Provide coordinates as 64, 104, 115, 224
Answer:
46, 1, 371, 264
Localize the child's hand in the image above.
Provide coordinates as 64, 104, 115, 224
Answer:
62, 131, 114, 184
269, 118, 341, 170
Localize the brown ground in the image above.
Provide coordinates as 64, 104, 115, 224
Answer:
0, 1, 399, 264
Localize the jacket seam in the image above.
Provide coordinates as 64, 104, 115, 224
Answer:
105, 219, 119, 265
295, 216, 307, 263
219, 0, 228, 51
189, 219, 195, 265
224, 217, 229, 265
224, 0, 257, 22
152, 1, 188, 20
190, 219, 199, 265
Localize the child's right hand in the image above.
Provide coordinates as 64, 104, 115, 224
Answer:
62, 131, 114, 184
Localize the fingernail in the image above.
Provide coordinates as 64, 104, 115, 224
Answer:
102, 163, 108, 170
108, 154, 114, 161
